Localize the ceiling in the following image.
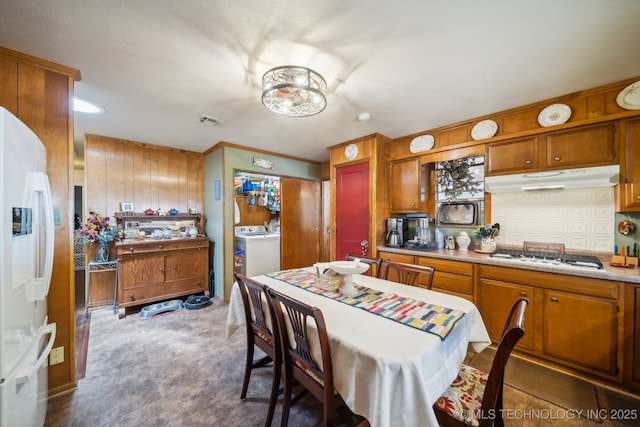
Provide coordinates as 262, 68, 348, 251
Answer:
1, 1, 639, 163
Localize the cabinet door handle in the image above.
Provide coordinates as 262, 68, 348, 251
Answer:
525, 160, 532, 165
520, 291, 527, 297
173, 265, 177, 270
550, 296, 559, 302
159, 267, 164, 272
129, 247, 134, 252
553, 156, 561, 161
636, 195, 640, 200
158, 245, 163, 249
130, 293, 135, 300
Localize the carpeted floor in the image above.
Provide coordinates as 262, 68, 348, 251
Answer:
45, 299, 640, 427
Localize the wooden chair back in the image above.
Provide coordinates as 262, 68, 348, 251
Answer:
345, 253, 382, 277
434, 298, 528, 427
381, 260, 435, 289
269, 288, 336, 426
233, 273, 281, 427
482, 298, 528, 418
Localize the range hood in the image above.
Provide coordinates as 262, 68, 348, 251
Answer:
485, 165, 620, 193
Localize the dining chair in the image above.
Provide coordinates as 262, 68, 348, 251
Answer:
268, 288, 369, 427
381, 259, 435, 289
233, 273, 281, 427
433, 298, 529, 427
345, 253, 382, 277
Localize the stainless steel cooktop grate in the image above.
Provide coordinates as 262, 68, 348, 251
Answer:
490, 248, 604, 269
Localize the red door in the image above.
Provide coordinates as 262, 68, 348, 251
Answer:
335, 163, 369, 260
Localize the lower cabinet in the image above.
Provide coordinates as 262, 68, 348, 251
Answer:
479, 265, 621, 379
623, 284, 640, 391
116, 237, 209, 318
416, 257, 474, 301
477, 278, 535, 350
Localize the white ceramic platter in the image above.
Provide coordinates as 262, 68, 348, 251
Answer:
471, 119, 498, 141
409, 134, 434, 153
616, 80, 640, 110
538, 103, 571, 127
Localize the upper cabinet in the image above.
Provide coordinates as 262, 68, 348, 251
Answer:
544, 123, 616, 168
389, 157, 429, 212
485, 136, 540, 175
486, 123, 617, 176
620, 118, 640, 211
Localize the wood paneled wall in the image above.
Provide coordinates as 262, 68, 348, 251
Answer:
0, 47, 80, 393
84, 134, 204, 219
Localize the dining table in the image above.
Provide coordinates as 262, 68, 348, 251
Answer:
226, 266, 491, 427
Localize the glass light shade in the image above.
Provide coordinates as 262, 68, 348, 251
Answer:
262, 66, 327, 117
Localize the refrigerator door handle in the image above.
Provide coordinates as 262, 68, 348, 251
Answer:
23, 172, 55, 302
15, 321, 56, 385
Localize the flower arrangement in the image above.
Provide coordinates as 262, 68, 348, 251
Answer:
437, 157, 482, 200
74, 209, 123, 245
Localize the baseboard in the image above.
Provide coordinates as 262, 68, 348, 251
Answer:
48, 382, 78, 400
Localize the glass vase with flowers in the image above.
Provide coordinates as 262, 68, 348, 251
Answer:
74, 209, 123, 261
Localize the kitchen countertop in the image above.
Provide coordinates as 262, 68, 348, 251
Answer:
377, 245, 640, 284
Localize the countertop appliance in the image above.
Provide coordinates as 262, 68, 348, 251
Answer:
234, 225, 281, 276
490, 248, 604, 270
384, 218, 404, 247
405, 217, 437, 250
1, 107, 57, 427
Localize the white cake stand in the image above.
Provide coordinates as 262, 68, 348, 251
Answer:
329, 261, 370, 296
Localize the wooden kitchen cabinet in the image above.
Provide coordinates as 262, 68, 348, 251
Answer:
544, 122, 616, 168
485, 122, 617, 176
389, 157, 428, 212
623, 284, 640, 391
479, 264, 621, 379
416, 256, 474, 301
619, 118, 640, 211
116, 236, 209, 318
543, 289, 617, 376
485, 136, 540, 175
478, 278, 535, 350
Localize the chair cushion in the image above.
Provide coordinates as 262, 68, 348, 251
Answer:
434, 364, 487, 427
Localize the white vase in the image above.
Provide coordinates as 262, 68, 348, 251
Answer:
456, 232, 471, 251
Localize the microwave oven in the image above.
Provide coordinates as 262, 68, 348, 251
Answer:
436, 201, 480, 226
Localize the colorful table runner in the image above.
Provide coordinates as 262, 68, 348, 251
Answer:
265, 269, 465, 340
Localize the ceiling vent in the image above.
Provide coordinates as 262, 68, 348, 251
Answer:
199, 114, 225, 127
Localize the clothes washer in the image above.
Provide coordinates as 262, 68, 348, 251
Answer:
234, 225, 281, 276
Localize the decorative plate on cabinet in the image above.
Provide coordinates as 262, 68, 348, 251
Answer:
616, 80, 640, 110
344, 143, 358, 160
409, 134, 434, 153
471, 120, 498, 140
538, 103, 571, 127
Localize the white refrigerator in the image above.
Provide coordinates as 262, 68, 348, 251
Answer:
0, 107, 56, 427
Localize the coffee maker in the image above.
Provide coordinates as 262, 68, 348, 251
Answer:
405, 215, 437, 250
385, 218, 404, 247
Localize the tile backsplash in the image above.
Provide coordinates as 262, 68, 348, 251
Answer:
490, 187, 615, 252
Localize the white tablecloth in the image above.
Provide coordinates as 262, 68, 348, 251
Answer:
226, 270, 490, 427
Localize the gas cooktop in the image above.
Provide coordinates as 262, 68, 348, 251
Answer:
490, 248, 604, 270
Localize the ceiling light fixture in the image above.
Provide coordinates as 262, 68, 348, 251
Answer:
73, 96, 104, 114
261, 66, 327, 117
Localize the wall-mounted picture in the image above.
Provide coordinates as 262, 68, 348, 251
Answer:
121, 202, 134, 212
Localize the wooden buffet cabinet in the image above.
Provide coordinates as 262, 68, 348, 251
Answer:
116, 236, 209, 318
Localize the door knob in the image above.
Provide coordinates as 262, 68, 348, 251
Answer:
360, 240, 368, 256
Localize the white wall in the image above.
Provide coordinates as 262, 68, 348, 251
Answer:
490, 187, 614, 252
